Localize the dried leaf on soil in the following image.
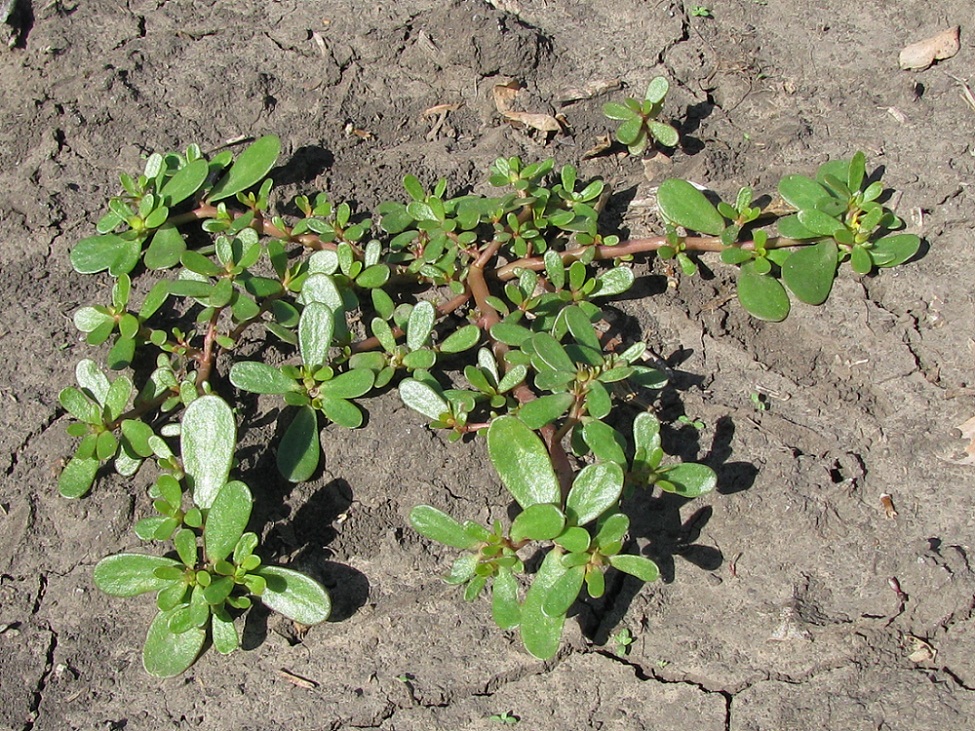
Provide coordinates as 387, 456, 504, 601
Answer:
558, 78, 622, 105
898, 27, 960, 70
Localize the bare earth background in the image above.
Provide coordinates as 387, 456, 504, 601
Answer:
2, 0, 975, 729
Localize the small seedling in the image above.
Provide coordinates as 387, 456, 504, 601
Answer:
603, 77, 680, 154
489, 711, 520, 725
750, 391, 768, 411
677, 414, 705, 430
691, 5, 712, 17
611, 627, 635, 657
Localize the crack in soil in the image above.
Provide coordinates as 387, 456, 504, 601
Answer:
4, 410, 58, 478
22, 574, 55, 731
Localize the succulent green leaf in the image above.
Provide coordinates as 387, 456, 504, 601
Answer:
603, 101, 635, 121
487, 416, 560, 509
776, 214, 818, 240
319, 397, 363, 428
593, 267, 635, 297
510, 503, 566, 542
121, 419, 154, 459
439, 324, 481, 354
173, 528, 197, 568
207, 135, 280, 202
490, 322, 533, 347
782, 240, 838, 305
318, 369, 375, 399
399, 378, 449, 420
648, 120, 679, 147
659, 462, 717, 498
298, 302, 335, 370
58, 456, 99, 498
554, 526, 591, 553
73, 306, 113, 334
517, 392, 574, 429
211, 608, 239, 655
70, 234, 141, 276
531, 333, 575, 373
93, 554, 182, 596
542, 564, 585, 618
581, 421, 627, 465
850, 245, 873, 275
76, 359, 111, 405
143, 608, 206, 677
797, 209, 843, 237
205, 480, 253, 562
254, 566, 331, 625
584, 381, 612, 420
446, 553, 478, 585
277, 406, 320, 483
407, 300, 436, 351
657, 179, 725, 235
645, 76, 669, 103
778, 174, 831, 211
595, 512, 629, 548
229, 361, 299, 394
566, 462, 623, 526
615, 116, 644, 146
103, 375, 133, 421
182, 395, 236, 509
520, 549, 568, 659
870, 234, 921, 268
608, 554, 660, 582
409, 505, 479, 549
160, 158, 209, 206
59, 386, 101, 424
492, 568, 521, 630
737, 262, 790, 322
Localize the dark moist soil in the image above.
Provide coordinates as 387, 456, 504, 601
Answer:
2, 0, 975, 729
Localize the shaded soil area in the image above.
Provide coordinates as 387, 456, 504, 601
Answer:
2, 0, 975, 729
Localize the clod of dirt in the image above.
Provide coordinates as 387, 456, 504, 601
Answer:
898, 26, 960, 70
0, 0, 28, 47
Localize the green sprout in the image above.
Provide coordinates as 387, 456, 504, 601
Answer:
611, 627, 635, 657
603, 77, 680, 155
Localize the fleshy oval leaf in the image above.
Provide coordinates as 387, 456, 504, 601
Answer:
205, 480, 253, 562
608, 554, 660, 583
93, 554, 182, 597
143, 608, 206, 677
487, 416, 560, 509
182, 395, 236, 509
657, 179, 725, 236
254, 565, 331, 625
781, 240, 838, 305
566, 462, 624, 526
520, 549, 568, 659
277, 406, 320, 483
737, 262, 790, 322
409, 505, 478, 549
207, 135, 280, 202
510, 503, 566, 543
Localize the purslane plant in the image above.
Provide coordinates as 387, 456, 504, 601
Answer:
58, 78, 921, 671
93, 395, 330, 676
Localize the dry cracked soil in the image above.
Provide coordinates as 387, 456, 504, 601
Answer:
2, 0, 975, 729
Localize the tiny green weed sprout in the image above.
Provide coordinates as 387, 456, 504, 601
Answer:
60, 93, 922, 674
691, 5, 712, 17
611, 627, 635, 657
93, 396, 330, 677
603, 77, 679, 155
750, 391, 769, 412
489, 711, 520, 725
